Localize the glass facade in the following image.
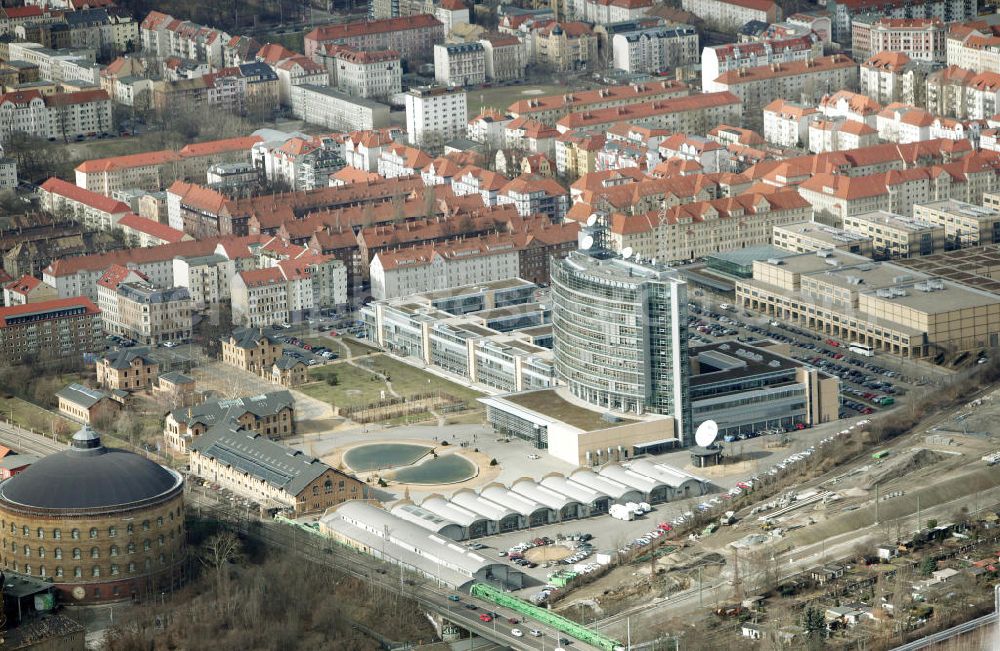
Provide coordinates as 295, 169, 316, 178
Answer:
551, 252, 691, 442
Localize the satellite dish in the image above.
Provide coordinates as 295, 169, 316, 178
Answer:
621, 246, 633, 260
586, 214, 599, 227
580, 235, 594, 250
695, 420, 719, 448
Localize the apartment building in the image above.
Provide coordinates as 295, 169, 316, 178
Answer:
164, 390, 294, 453
736, 249, 1000, 357
965, 72, 1000, 121
5, 42, 100, 85
0, 88, 111, 141
97, 274, 193, 346
0, 297, 102, 366
117, 214, 189, 248
434, 42, 487, 87
0, 155, 15, 191
841, 211, 945, 258
852, 17, 945, 63
318, 44, 401, 100
291, 85, 392, 133
799, 155, 1000, 225
75, 135, 262, 196
612, 24, 698, 74
497, 174, 569, 221
875, 106, 935, 144
606, 189, 810, 264
139, 11, 229, 67
710, 55, 859, 120
554, 91, 741, 134
808, 117, 878, 154
702, 33, 822, 94
926, 65, 977, 119
39, 176, 130, 230
859, 51, 935, 107
946, 20, 1000, 75
230, 256, 347, 327
304, 15, 444, 62
43, 234, 261, 301
508, 80, 688, 124
96, 347, 159, 392
913, 198, 1000, 247
171, 254, 235, 310
255, 135, 345, 191
405, 85, 468, 151
827, 0, 975, 45
532, 22, 598, 72
772, 221, 874, 257
3, 275, 57, 307
370, 235, 521, 300
818, 89, 882, 127
221, 327, 282, 377
681, 0, 779, 31
480, 34, 527, 82
762, 98, 818, 148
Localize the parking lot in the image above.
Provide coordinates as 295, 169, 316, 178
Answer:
685, 294, 931, 423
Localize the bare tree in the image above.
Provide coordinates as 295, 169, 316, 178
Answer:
200, 531, 243, 594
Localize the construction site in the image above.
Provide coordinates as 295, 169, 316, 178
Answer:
543, 368, 1000, 650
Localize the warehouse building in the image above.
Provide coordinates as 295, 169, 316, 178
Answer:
389, 502, 466, 541
736, 249, 1000, 357
320, 501, 526, 590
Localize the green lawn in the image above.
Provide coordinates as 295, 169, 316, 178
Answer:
301, 364, 391, 409
341, 337, 378, 359
302, 354, 484, 414
361, 355, 484, 404
0, 396, 75, 440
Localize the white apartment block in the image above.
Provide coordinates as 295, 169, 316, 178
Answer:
702, 33, 822, 93
0, 156, 15, 191
830, 0, 974, 45
274, 56, 330, 106
612, 24, 699, 75
140, 11, 230, 67
370, 237, 520, 301
322, 45, 401, 100
573, 0, 653, 24
708, 55, 859, 115
467, 110, 514, 148
808, 117, 878, 153
857, 18, 945, 63
6, 42, 100, 85
290, 85, 390, 132
480, 35, 527, 82
39, 177, 130, 230
0, 88, 112, 142
763, 98, 818, 149
172, 254, 235, 309
405, 85, 468, 151
434, 42, 487, 87
231, 256, 347, 327
680, 0, 779, 32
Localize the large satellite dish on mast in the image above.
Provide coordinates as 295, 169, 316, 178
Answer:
621, 246, 633, 260
586, 214, 599, 227
694, 420, 719, 448
580, 235, 594, 250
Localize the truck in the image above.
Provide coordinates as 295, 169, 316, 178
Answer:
720, 511, 736, 526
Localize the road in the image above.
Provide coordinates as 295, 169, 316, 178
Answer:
189, 488, 610, 651
890, 612, 995, 651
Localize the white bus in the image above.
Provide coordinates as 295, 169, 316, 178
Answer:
849, 343, 874, 357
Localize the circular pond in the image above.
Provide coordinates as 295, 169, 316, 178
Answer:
343, 443, 432, 472
390, 454, 477, 485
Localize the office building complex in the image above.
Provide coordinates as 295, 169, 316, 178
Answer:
551, 250, 690, 439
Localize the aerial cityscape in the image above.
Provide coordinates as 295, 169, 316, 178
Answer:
1, 0, 1000, 648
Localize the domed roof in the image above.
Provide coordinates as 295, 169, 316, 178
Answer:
0, 426, 181, 512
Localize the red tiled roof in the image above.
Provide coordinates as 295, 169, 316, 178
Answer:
40, 177, 130, 215
238, 267, 284, 288
508, 80, 687, 115
5, 275, 41, 296
96, 264, 148, 290
46, 236, 266, 277
0, 297, 100, 328
715, 54, 856, 85
117, 214, 187, 243
44, 89, 109, 107
306, 14, 442, 43
556, 92, 740, 130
